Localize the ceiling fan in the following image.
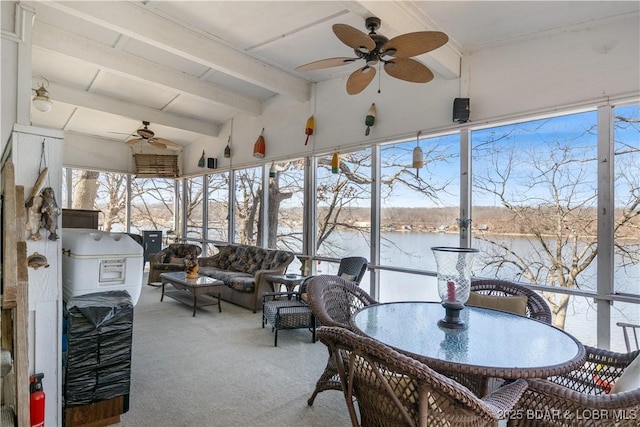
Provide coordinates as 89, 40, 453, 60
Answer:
125, 121, 180, 149
296, 17, 448, 95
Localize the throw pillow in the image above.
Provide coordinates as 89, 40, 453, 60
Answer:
341, 273, 357, 282
169, 257, 184, 265
610, 354, 640, 394
466, 292, 528, 316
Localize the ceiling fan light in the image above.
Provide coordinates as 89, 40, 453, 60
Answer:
357, 46, 369, 54
361, 66, 372, 73
384, 48, 397, 57
366, 58, 378, 67
385, 61, 396, 69
32, 85, 52, 113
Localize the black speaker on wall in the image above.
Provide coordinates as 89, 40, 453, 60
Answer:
207, 158, 218, 169
453, 98, 470, 123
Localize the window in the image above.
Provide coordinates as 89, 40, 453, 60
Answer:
185, 176, 204, 241
315, 149, 371, 259
472, 111, 599, 333
233, 166, 262, 245
130, 177, 176, 236
269, 158, 305, 251
207, 171, 230, 243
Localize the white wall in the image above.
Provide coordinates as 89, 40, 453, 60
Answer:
1, 1, 19, 153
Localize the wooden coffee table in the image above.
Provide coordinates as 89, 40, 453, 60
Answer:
160, 272, 224, 317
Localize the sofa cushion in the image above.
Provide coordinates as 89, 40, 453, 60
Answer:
264, 250, 291, 271
227, 276, 257, 293
231, 246, 262, 273
466, 292, 528, 316
200, 267, 255, 292
161, 244, 202, 263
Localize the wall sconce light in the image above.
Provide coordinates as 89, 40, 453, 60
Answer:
32, 76, 52, 113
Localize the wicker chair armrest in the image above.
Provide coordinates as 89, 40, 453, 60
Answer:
481, 379, 528, 414
584, 346, 640, 366
548, 346, 640, 393
148, 251, 164, 264
525, 378, 640, 409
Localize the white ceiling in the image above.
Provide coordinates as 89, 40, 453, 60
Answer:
28, 1, 640, 149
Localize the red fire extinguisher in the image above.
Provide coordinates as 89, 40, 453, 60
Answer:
30, 373, 45, 427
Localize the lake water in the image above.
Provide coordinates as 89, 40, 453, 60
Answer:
310, 231, 640, 352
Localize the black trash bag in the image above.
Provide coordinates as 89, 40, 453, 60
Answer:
64, 290, 133, 407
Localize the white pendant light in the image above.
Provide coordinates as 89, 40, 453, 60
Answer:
32, 77, 52, 113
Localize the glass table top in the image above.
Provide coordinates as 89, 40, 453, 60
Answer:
160, 271, 219, 286
351, 301, 585, 375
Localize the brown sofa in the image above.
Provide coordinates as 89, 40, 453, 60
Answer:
199, 244, 294, 313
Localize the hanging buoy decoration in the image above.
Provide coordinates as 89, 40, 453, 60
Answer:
412, 131, 424, 178
224, 135, 231, 158
269, 162, 277, 178
304, 115, 314, 145
365, 103, 376, 136
332, 152, 339, 174
253, 128, 265, 158
198, 150, 205, 168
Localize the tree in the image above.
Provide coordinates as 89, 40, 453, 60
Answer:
473, 111, 639, 329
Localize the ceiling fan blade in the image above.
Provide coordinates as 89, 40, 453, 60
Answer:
333, 24, 375, 52
346, 66, 376, 95
384, 58, 434, 83
384, 31, 448, 58
126, 138, 144, 145
148, 140, 167, 149
152, 137, 180, 148
296, 57, 359, 72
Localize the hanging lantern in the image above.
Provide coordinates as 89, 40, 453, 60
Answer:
332, 152, 339, 174
253, 128, 265, 158
224, 135, 231, 158
412, 131, 424, 177
304, 115, 314, 145
365, 103, 376, 136
269, 162, 277, 178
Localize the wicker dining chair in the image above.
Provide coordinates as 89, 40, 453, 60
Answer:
306, 275, 378, 405
470, 278, 552, 324
317, 326, 528, 427
509, 346, 640, 427
334, 256, 369, 284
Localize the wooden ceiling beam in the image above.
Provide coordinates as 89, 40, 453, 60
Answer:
33, 23, 262, 116
41, 1, 310, 103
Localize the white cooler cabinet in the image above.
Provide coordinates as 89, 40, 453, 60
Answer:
62, 228, 144, 306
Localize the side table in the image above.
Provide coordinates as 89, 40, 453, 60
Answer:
265, 274, 308, 294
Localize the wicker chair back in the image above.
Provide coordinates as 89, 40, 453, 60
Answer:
318, 326, 528, 427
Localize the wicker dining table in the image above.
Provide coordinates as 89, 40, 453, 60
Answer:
350, 301, 587, 396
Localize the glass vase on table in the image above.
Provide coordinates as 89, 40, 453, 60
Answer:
431, 247, 479, 329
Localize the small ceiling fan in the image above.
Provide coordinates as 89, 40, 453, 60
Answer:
125, 121, 180, 149
296, 17, 448, 95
